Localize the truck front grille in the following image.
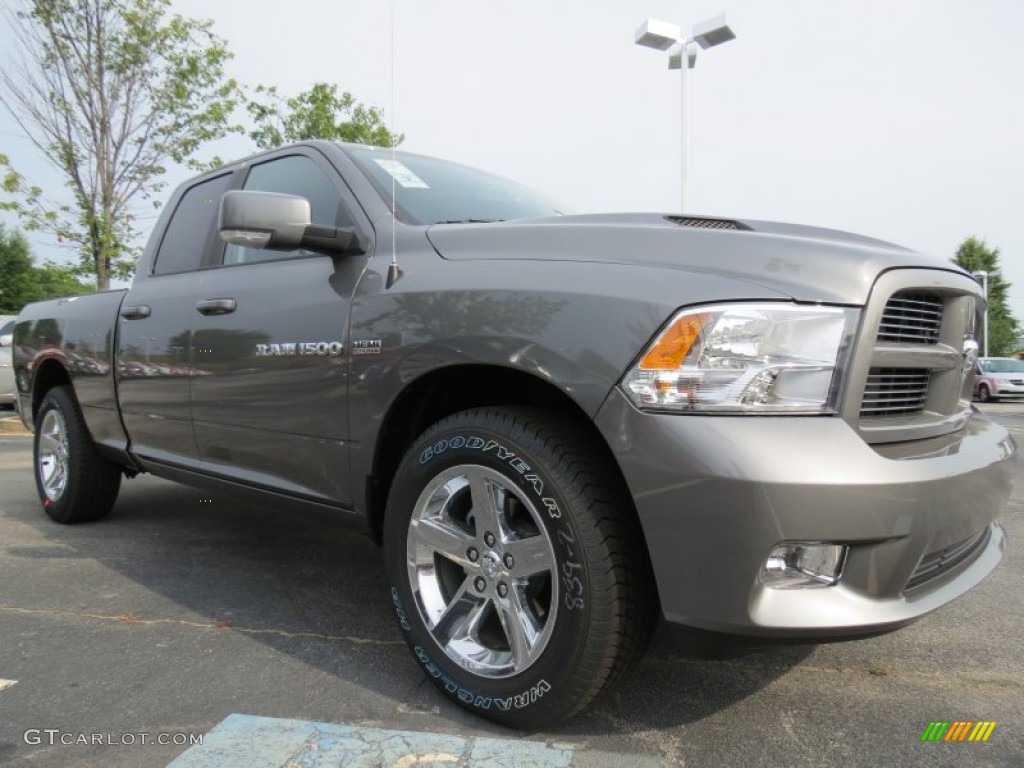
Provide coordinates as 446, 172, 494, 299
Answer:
847, 270, 979, 442
906, 527, 990, 591
877, 292, 943, 344
860, 369, 930, 417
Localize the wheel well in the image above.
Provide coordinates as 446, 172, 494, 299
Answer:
31, 359, 71, 422
369, 365, 618, 543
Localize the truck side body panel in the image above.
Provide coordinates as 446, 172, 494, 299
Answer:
14, 290, 129, 457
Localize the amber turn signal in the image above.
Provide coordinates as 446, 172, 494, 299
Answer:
638, 312, 710, 370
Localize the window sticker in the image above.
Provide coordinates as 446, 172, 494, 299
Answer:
372, 158, 430, 189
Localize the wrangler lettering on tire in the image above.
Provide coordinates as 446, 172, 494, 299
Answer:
383, 407, 655, 728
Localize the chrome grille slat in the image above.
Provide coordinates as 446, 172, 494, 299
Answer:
861, 399, 928, 406
862, 406, 924, 413
884, 312, 943, 323
860, 368, 929, 417
861, 406, 928, 411
877, 291, 944, 344
862, 390, 931, 398
888, 309, 942, 318
876, 334, 941, 343
880, 325, 941, 334
886, 301, 943, 312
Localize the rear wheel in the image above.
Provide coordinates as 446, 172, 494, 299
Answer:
383, 407, 655, 728
34, 386, 122, 523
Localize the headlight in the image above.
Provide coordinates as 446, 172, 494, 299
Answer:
622, 303, 858, 414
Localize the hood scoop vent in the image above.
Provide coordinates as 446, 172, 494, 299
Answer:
665, 215, 750, 231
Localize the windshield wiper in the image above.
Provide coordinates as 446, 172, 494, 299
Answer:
433, 218, 506, 224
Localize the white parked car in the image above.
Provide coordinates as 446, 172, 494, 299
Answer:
0, 315, 17, 406
973, 357, 1024, 402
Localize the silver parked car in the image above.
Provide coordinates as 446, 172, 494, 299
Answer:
0, 316, 17, 406
974, 357, 1024, 402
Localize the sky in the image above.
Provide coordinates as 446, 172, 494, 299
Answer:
1, 0, 1023, 318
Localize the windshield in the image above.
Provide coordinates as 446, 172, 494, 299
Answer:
979, 358, 1024, 373
347, 147, 567, 225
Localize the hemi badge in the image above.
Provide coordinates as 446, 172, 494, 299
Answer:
352, 339, 383, 356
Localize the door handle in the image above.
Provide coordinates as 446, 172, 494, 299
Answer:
195, 298, 237, 316
120, 305, 151, 320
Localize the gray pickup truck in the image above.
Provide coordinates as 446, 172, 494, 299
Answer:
12, 141, 1015, 727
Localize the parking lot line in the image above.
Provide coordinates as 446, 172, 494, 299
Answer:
0, 679, 17, 692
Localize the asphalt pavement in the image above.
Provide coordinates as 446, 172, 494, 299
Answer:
0, 403, 1022, 766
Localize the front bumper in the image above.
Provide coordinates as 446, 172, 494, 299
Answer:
596, 388, 1015, 637
991, 380, 1024, 397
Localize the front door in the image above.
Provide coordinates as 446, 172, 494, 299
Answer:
189, 150, 372, 505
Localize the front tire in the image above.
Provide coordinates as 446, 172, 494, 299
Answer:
978, 383, 995, 403
383, 407, 654, 728
34, 386, 122, 524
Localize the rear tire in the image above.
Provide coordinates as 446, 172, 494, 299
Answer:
383, 407, 655, 728
34, 386, 122, 524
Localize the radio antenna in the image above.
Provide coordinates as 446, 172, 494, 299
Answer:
385, 0, 401, 288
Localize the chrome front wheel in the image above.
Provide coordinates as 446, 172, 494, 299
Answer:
407, 464, 558, 678
384, 407, 656, 728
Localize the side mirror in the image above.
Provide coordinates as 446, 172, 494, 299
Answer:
218, 190, 365, 256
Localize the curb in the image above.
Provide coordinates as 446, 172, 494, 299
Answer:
0, 417, 31, 436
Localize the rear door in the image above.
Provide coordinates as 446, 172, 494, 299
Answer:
117, 172, 235, 467
189, 148, 373, 504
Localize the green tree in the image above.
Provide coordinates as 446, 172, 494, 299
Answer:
953, 236, 1019, 356
33, 261, 96, 302
0, 0, 243, 291
247, 82, 402, 150
0, 225, 92, 313
0, 225, 34, 314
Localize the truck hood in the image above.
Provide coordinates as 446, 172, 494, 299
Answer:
425, 213, 964, 305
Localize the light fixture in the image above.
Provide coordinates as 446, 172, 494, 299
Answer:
763, 543, 848, 589
634, 19, 682, 51
692, 14, 736, 49
634, 14, 737, 211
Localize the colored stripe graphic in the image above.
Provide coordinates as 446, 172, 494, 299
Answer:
968, 722, 997, 742
944, 721, 971, 741
920, 720, 996, 742
921, 722, 949, 741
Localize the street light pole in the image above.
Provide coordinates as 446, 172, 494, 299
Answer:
679, 52, 689, 212
635, 14, 735, 213
974, 271, 990, 357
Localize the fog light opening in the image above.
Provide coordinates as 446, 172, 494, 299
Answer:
762, 542, 847, 589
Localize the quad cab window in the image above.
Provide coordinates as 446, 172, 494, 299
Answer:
153, 173, 233, 275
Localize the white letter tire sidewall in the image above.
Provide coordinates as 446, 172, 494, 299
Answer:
384, 413, 606, 726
